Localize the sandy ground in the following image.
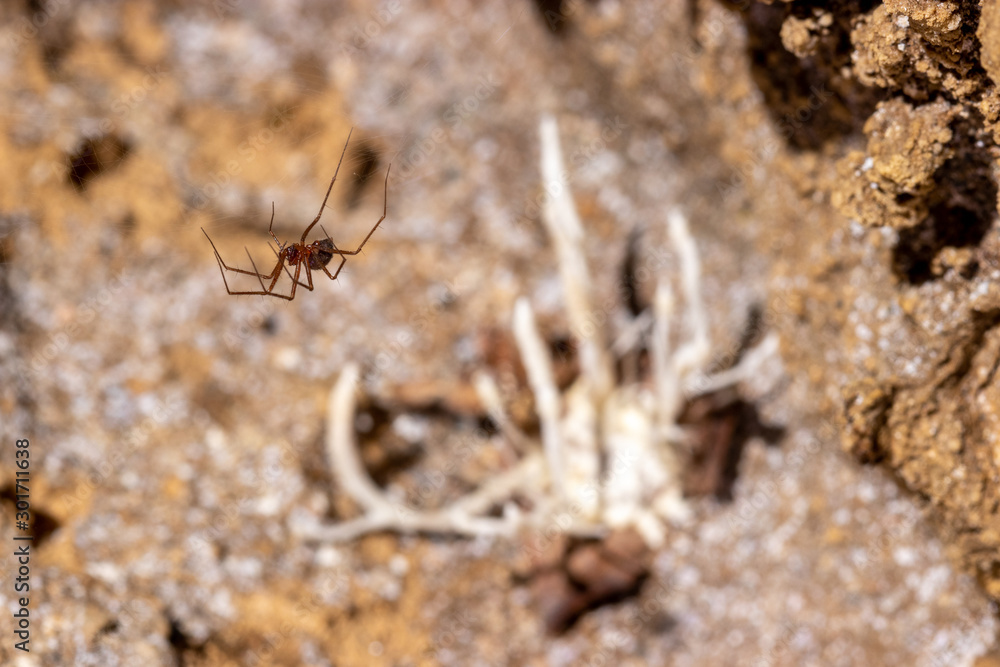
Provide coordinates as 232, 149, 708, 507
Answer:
0, 0, 999, 665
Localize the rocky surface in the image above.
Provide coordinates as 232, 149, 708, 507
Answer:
777, 0, 1000, 602
0, 0, 999, 665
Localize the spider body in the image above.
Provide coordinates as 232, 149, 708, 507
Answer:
201, 128, 389, 301
293, 238, 336, 271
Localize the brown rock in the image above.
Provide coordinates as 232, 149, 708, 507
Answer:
832, 98, 956, 230
841, 378, 895, 464
980, 0, 1000, 86
600, 527, 650, 577
851, 6, 910, 90
529, 570, 590, 634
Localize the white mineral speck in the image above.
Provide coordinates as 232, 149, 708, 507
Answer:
389, 554, 410, 577
893, 547, 917, 567
315, 545, 343, 567
275, 346, 302, 370
392, 413, 429, 443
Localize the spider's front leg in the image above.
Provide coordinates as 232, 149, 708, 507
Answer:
289, 263, 316, 293
266, 202, 285, 250
327, 164, 391, 258
202, 229, 295, 299
284, 260, 305, 301
267, 241, 312, 291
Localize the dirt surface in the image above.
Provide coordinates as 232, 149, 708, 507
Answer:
1, 0, 1000, 665
777, 0, 1000, 602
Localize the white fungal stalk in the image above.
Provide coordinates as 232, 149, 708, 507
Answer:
538, 115, 615, 401
512, 298, 566, 497
295, 115, 778, 546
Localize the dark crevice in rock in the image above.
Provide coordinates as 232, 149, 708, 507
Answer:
891, 114, 998, 285
739, 0, 883, 150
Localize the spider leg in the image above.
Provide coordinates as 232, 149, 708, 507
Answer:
208, 261, 290, 299
263, 251, 309, 300
263, 252, 287, 294
234, 241, 286, 296
321, 254, 348, 282
201, 228, 281, 281
245, 247, 268, 292
214, 259, 291, 298
287, 260, 303, 300
315, 234, 345, 281
267, 241, 301, 286
223, 264, 296, 300
210, 242, 236, 295
300, 127, 354, 243
267, 202, 285, 249
315, 231, 347, 281
328, 164, 390, 257
301, 264, 316, 291
224, 286, 294, 300
201, 229, 300, 299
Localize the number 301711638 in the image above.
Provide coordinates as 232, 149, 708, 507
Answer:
14, 439, 30, 523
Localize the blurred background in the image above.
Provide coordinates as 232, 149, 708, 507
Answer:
1, 0, 1000, 665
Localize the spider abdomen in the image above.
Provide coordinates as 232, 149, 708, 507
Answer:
308, 238, 336, 270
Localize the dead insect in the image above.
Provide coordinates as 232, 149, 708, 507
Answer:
201, 129, 389, 301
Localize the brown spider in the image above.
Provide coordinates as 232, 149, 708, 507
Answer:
201, 129, 390, 301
